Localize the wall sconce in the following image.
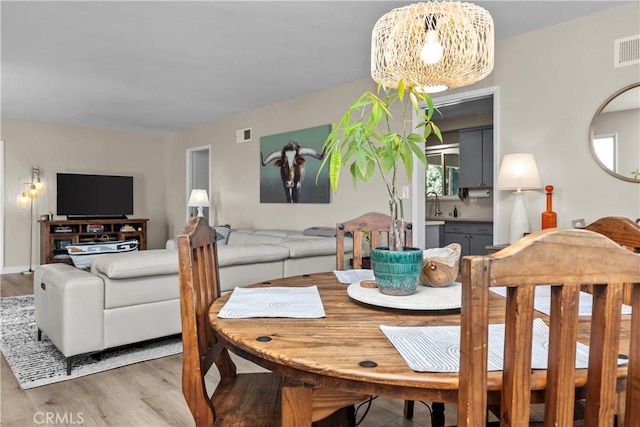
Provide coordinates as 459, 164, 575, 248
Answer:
496, 154, 542, 243
18, 167, 46, 274
188, 189, 210, 217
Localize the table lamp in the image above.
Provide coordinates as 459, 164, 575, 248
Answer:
496, 153, 541, 243
188, 189, 209, 217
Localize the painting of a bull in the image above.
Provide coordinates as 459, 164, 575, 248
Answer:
260, 125, 331, 204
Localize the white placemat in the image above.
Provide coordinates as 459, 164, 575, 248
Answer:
381, 319, 595, 373
218, 286, 325, 319
348, 282, 461, 310
333, 269, 375, 284
490, 286, 632, 316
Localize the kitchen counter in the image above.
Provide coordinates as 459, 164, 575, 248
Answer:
426, 217, 493, 223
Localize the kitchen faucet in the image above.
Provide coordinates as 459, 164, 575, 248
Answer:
426, 191, 443, 217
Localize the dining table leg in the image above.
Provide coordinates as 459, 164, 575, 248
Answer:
281, 382, 313, 426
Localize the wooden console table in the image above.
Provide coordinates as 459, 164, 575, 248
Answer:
39, 218, 148, 265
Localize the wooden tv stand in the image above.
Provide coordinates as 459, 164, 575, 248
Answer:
39, 218, 149, 265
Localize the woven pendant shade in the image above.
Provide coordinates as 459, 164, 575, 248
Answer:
371, 1, 494, 92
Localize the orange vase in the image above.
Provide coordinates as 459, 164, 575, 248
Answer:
541, 185, 557, 229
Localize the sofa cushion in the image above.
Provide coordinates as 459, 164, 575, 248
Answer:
101, 274, 179, 309
278, 236, 353, 258
92, 249, 178, 279
303, 226, 337, 237
217, 243, 290, 267
227, 231, 286, 245
243, 229, 299, 238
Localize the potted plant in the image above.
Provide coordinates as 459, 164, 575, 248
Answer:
319, 80, 441, 295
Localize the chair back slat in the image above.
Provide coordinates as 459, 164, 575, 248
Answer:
178, 217, 237, 426
501, 286, 536, 426
626, 284, 640, 425
585, 216, 640, 305
335, 212, 412, 271
584, 284, 624, 424
458, 228, 640, 427
543, 285, 580, 425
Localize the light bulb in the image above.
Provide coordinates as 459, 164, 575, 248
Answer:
19, 192, 29, 206
35, 177, 44, 192
420, 30, 443, 64
29, 184, 38, 198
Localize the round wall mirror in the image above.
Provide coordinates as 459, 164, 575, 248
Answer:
589, 82, 640, 183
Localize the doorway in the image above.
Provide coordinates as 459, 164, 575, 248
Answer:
411, 86, 499, 248
186, 145, 211, 223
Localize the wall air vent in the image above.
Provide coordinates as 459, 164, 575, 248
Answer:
614, 34, 640, 68
236, 128, 252, 143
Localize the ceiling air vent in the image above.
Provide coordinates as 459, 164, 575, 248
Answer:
236, 127, 252, 143
614, 34, 640, 68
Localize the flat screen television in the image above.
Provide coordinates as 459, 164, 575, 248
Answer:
56, 173, 134, 218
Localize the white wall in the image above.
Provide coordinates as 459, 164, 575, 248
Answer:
165, 4, 640, 244
3, 4, 639, 269
164, 77, 400, 237
1, 119, 168, 271
490, 4, 640, 242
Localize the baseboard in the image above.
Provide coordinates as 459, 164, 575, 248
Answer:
1, 265, 31, 274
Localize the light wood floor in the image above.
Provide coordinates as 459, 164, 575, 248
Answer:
1, 273, 457, 427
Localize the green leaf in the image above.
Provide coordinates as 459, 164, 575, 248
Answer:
432, 123, 443, 142
407, 133, 424, 143
407, 140, 427, 166
356, 149, 368, 178
409, 91, 419, 113
328, 150, 342, 192
399, 142, 414, 179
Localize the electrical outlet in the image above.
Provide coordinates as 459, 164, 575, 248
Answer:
572, 218, 586, 228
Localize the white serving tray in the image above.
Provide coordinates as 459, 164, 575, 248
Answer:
347, 281, 461, 310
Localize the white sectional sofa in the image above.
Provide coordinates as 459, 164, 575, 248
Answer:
34, 228, 353, 373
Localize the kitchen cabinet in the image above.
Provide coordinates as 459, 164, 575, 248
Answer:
459, 126, 493, 188
425, 222, 444, 249
443, 221, 493, 256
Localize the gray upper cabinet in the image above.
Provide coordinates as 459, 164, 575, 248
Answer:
459, 126, 493, 188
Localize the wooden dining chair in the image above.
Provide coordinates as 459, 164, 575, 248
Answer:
336, 212, 432, 423
336, 211, 413, 270
457, 228, 639, 427
178, 216, 365, 426
585, 216, 640, 305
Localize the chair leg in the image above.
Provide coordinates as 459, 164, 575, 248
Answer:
66, 356, 75, 375
404, 399, 414, 419
431, 402, 445, 427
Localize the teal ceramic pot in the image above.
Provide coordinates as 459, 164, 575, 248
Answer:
371, 246, 423, 296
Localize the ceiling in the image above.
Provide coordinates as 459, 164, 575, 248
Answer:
1, 1, 631, 134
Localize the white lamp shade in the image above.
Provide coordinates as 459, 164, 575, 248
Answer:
188, 189, 209, 208
496, 153, 542, 191
188, 189, 209, 217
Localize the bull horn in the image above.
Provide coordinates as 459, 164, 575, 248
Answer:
261, 150, 281, 166
298, 147, 324, 160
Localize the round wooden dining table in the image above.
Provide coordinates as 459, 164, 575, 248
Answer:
208, 272, 631, 425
